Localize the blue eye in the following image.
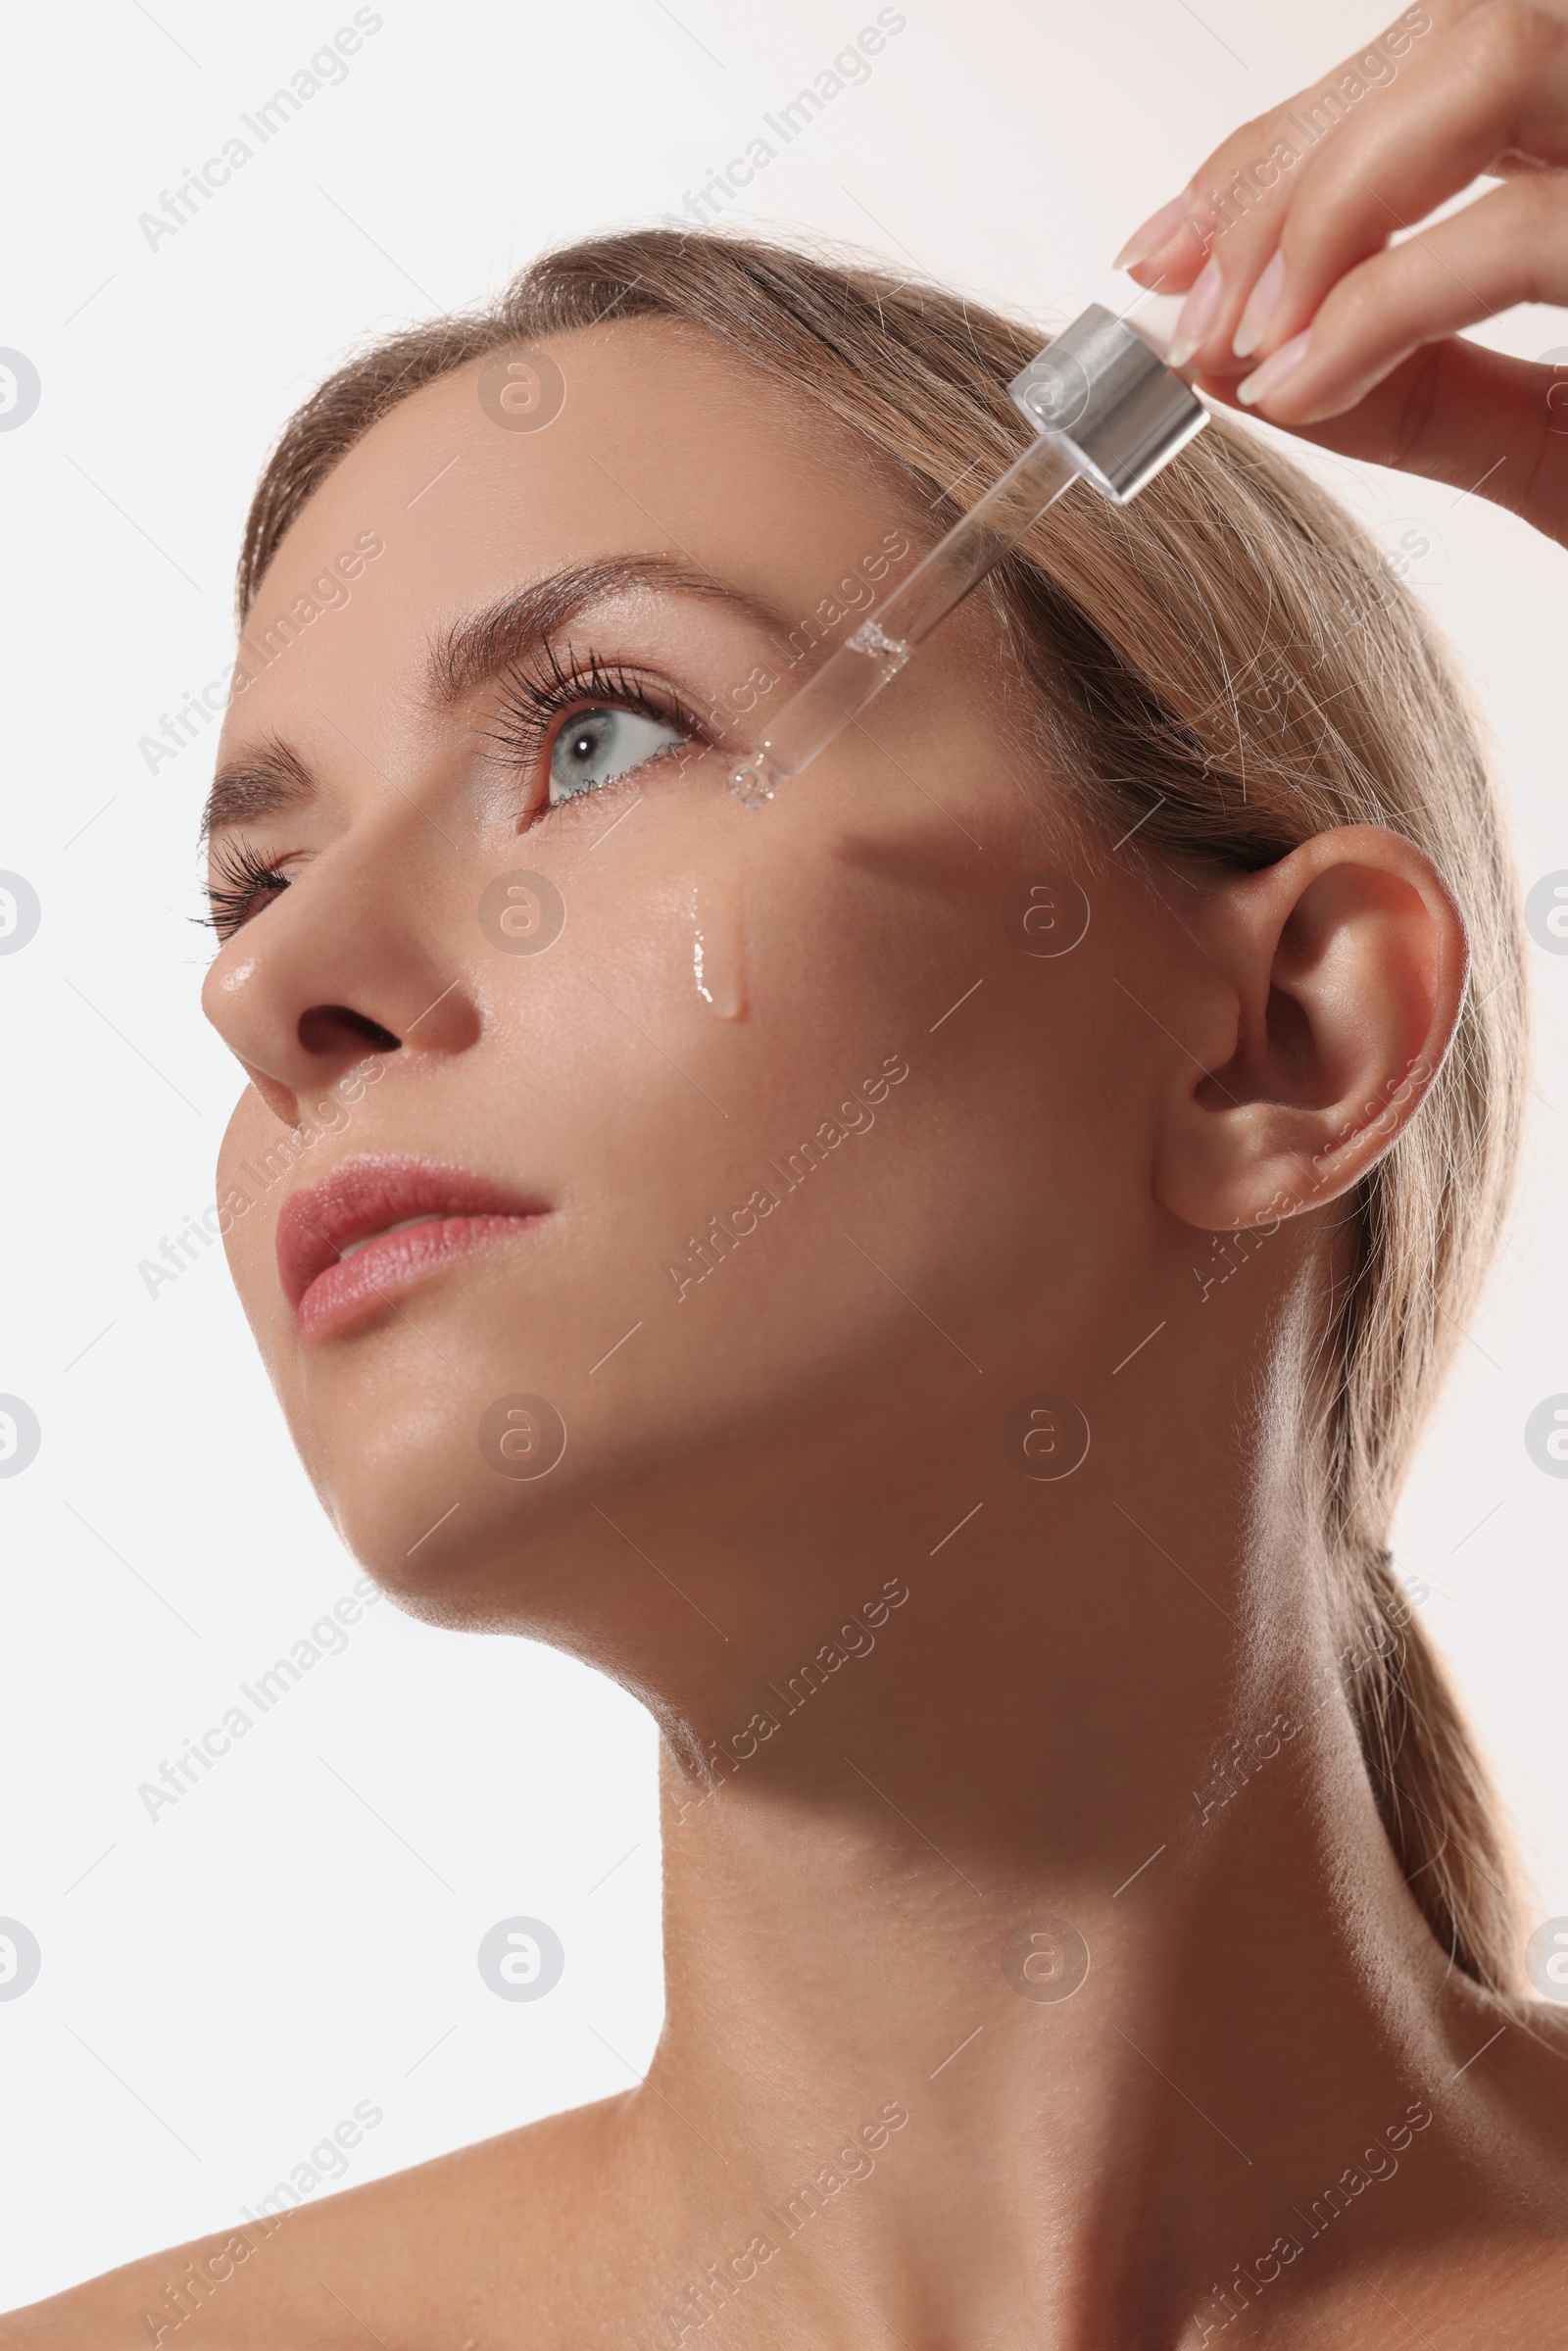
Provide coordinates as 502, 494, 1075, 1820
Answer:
549, 706, 686, 803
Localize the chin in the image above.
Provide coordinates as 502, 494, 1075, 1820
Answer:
284, 1335, 591, 1632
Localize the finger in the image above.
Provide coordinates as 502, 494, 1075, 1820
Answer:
1228, 173, 1568, 422
1197, 336, 1568, 544
1118, 5, 1453, 321
1225, 3, 1568, 370
1124, 4, 1567, 379
1113, 197, 1211, 293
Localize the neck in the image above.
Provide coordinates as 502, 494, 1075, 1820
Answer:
603, 1441, 1512, 2348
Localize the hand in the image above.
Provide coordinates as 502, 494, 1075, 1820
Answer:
1115, 2, 1568, 548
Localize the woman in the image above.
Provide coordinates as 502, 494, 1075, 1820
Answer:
10, 8, 1568, 2342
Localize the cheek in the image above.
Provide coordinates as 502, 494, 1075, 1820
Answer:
216, 1087, 295, 1348
585, 783, 1103, 1249
556, 798, 1103, 1358
714, 804, 1150, 1352
238, 749, 1147, 1601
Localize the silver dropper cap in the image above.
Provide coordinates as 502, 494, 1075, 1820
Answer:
1006, 303, 1207, 504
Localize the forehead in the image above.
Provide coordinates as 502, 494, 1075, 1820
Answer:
229, 318, 912, 717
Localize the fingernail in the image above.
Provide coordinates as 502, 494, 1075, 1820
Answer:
1165, 259, 1223, 370
1112, 194, 1194, 271
1232, 251, 1285, 360
1236, 329, 1312, 409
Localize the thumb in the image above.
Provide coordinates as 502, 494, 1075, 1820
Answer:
1197, 336, 1568, 543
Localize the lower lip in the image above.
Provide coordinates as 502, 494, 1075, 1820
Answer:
295, 1212, 545, 1346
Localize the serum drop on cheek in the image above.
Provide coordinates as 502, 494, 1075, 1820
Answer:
691, 871, 747, 1020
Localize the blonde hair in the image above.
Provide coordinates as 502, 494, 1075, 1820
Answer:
236, 225, 1531, 1992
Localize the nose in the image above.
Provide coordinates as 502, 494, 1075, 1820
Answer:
202, 832, 481, 1128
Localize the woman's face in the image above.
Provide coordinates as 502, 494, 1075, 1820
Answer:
202, 318, 1184, 1661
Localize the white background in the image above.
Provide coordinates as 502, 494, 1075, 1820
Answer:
2, 0, 1566, 2307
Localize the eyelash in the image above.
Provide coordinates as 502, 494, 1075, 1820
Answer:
202, 835, 296, 944
482, 638, 713, 797
201, 642, 713, 944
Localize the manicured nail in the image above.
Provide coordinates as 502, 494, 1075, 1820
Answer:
1109, 196, 1194, 271
1236, 329, 1312, 408
1112, 194, 1193, 270
1232, 251, 1285, 359
1165, 259, 1223, 370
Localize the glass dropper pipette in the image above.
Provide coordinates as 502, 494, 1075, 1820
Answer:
730, 300, 1207, 809
730, 429, 1080, 807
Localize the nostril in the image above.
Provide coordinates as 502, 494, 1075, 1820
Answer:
298, 1004, 402, 1056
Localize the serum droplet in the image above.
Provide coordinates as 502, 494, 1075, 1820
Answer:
692, 872, 747, 1019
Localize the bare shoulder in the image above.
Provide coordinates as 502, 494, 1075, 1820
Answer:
1300, 2230, 1568, 2350
1498, 1992, 1568, 2157
1293, 2003, 1568, 2348
0, 2095, 635, 2351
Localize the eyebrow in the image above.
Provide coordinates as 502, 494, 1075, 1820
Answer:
429, 555, 792, 706
200, 735, 314, 844
201, 556, 792, 841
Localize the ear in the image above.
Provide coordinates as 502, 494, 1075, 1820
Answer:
1152, 826, 1469, 1234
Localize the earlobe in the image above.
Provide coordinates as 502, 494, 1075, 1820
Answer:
1152, 826, 1468, 1236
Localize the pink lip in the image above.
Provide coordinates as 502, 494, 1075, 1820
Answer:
276, 1152, 549, 1346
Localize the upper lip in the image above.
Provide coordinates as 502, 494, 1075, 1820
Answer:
276, 1152, 548, 1309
